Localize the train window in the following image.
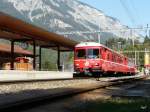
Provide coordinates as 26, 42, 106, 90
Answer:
76, 49, 86, 59
112, 54, 115, 62
121, 57, 124, 63
124, 58, 126, 64
106, 50, 111, 61
99, 49, 101, 58
120, 58, 122, 63
101, 48, 105, 59
117, 56, 120, 63
119, 57, 121, 63
120, 57, 123, 63
109, 53, 112, 61
107, 53, 110, 60
87, 49, 99, 59
114, 56, 117, 62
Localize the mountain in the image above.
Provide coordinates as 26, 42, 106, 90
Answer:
0, 0, 140, 43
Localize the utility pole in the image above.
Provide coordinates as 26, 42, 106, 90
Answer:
117, 42, 121, 51
149, 29, 150, 38
98, 31, 101, 44
130, 29, 135, 47
97, 14, 103, 44
146, 24, 149, 37
97, 22, 101, 44
135, 51, 137, 65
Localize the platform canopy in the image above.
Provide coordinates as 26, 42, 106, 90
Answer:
0, 44, 32, 56
0, 44, 33, 66
0, 12, 78, 51
0, 12, 79, 70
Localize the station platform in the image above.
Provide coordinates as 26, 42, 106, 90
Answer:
0, 70, 73, 82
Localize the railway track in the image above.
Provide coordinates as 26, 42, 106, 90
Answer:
0, 74, 147, 112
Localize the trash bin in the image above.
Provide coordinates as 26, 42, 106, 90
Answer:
58, 65, 63, 71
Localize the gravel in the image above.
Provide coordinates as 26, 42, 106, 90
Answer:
0, 79, 98, 94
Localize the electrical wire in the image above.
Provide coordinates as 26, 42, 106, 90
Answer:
128, 0, 142, 26
119, 0, 136, 26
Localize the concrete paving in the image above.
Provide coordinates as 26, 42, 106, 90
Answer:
0, 70, 73, 82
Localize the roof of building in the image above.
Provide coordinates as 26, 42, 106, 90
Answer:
0, 12, 78, 51
0, 44, 32, 55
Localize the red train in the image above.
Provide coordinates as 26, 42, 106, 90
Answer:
74, 42, 137, 76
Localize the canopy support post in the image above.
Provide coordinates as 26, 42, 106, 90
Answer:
39, 46, 42, 71
57, 46, 61, 71
33, 40, 36, 70
10, 40, 15, 70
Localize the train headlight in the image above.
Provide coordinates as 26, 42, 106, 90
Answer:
76, 63, 79, 66
95, 63, 99, 66
85, 62, 89, 66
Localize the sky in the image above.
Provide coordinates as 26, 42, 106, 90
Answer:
79, 0, 150, 28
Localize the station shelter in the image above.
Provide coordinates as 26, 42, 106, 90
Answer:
0, 44, 33, 70
0, 12, 78, 71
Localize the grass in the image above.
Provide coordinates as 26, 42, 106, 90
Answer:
72, 98, 150, 112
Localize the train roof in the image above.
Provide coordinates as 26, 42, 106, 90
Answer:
75, 42, 115, 52
75, 42, 127, 58
145, 64, 150, 67
75, 42, 101, 47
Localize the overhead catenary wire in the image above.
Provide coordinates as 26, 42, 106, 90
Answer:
129, 0, 142, 25
57, 26, 150, 35
119, 0, 136, 26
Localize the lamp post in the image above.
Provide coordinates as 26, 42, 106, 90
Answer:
97, 14, 103, 44
98, 30, 101, 44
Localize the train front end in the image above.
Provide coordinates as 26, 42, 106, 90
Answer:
74, 42, 102, 75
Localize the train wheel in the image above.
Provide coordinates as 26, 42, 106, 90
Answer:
73, 72, 84, 77
84, 72, 92, 77
92, 72, 102, 80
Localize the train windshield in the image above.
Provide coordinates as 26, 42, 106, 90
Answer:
87, 49, 99, 59
76, 49, 86, 59
76, 49, 100, 59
